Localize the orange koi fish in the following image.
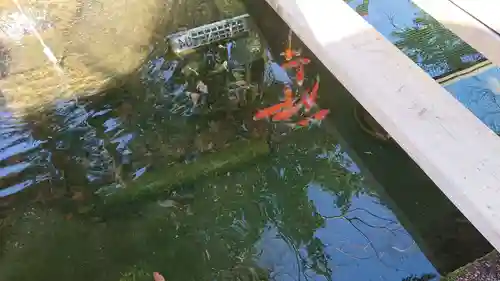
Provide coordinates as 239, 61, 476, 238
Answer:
281, 29, 300, 61
272, 104, 301, 121
253, 102, 289, 120
296, 118, 312, 127
282, 49, 300, 61
300, 90, 313, 111
300, 76, 320, 111
310, 76, 320, 99
281, 58, 311, 69
310, 109, 330, 123
294, 109, 330, 128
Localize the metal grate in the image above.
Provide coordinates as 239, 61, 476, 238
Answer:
167, 14, 251, 55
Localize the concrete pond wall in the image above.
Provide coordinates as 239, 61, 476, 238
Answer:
442, 251, 500, 281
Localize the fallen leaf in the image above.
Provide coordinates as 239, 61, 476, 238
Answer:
153, 272, 166, 281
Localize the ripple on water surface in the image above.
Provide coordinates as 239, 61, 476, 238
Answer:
0, 31, 437, 281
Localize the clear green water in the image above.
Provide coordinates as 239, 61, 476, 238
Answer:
0, 8, 443, 281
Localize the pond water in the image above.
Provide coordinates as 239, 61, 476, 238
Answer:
0, 2, 457, 281
347, 0, 500, 135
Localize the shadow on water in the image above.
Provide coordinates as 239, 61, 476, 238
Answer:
0, 0, 490, 280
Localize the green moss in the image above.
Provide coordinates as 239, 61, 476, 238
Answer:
442, 251, 499, 281
119, 266, 152, 281
100, 138, 270, 205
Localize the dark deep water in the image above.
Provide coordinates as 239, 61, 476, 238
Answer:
0, 0, 494, 280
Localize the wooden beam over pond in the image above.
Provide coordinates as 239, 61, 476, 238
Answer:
449, 0, 500, 34
411, 0, 500, 67
262, 0, 500, 251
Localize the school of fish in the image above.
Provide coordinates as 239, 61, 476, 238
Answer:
253, 30, 330, 129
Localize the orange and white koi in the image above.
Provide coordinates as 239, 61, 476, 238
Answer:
300, 76, 320, 111
281, 58, 311, 69
283, 85, 294, 106
272, 104, 301, 121
294, 109, 330, 128
281, 49, 300, 61
296, 63, 305, 87
253, 102, 289, 120
280, 29, 300, 61
309, 109, 330, 124
300, 90, 313, 111
296, 118, 312, 128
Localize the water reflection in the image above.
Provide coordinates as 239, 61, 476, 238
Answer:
445, 67, 500, 134
345, 0, 500, 136
1, 132, 437, 281
0, 19, 437, 281
260, 188, 433, 281
346, 0, 484, 78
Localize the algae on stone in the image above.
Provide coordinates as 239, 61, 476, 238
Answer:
442, 251, 500, 281
98, 138, 270, 205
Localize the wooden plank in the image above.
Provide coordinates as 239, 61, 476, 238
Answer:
450, 0, 500, 34
263, 0, 500, 251
411, 0, 500, 67
436, 61, 493, 86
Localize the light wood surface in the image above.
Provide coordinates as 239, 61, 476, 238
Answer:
412, 0, 500, 67
263, 0, 500, 250
450, 0, 500, 34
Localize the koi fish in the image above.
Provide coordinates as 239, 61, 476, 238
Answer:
310, 109, 330, 123
280, 29, 300, 61
296, 63, 305, 87
281, 58, 311, 69
154, 272, 166, 281
253, 102, 289, 120
300, 89, 313, 111
310, 76, 320, 98
296, 118, 312, 128
283, 85, 294, 105
294, 109, 330, 128
281, 49, 300, 61
272, 104, 301, 121
300, 76, 320, 111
